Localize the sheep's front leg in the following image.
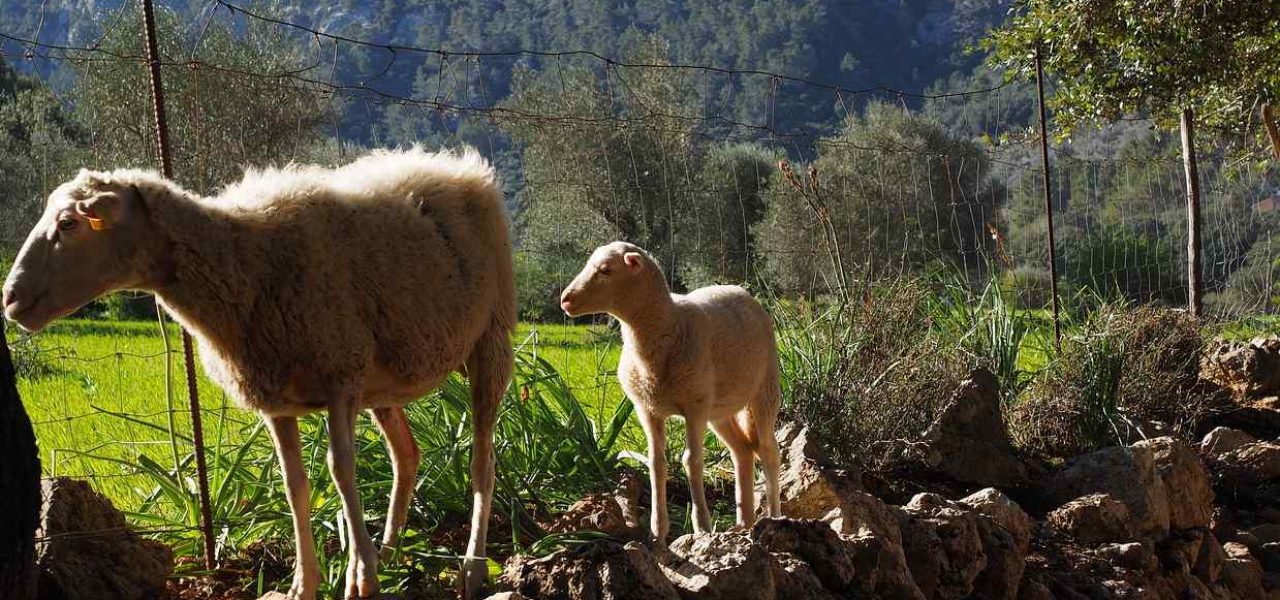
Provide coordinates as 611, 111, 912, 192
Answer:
683, 418, 712, 534
637, 410, 670, 548
371, 406, 421, 560
328, 399, 379, 598
266, 416, 320, 600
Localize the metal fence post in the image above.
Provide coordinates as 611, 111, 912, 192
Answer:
141, 0, 217, 570
1180, 108, 1204, 317
1035, 47, 1062, 351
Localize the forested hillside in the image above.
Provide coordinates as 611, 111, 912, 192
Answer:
0, 0, 1276, 319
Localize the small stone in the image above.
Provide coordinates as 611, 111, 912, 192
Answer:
1200, 426, 1257, 457
1046, 494, 1134, 544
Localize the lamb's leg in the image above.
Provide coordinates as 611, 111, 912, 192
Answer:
637, 410, 670, 548
755, 418, 782, 518
460, 324, 510, 599
327, 397, 379, 598
265, 416, 320, 600
710, 417, 757, 529
682, 418, 713, 534
371, 406, 421, 559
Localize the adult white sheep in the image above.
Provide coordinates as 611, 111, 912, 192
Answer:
1, 147, 515, 600
559, 241, 782, 544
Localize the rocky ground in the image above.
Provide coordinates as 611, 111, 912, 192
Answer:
488, 336, 1280, 600
27, 336, 1280, 599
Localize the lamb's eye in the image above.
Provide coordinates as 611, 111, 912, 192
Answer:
57, 218, 78, 232
598, 265, 613, 276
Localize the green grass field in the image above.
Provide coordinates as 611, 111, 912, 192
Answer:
10, 318, 636, 517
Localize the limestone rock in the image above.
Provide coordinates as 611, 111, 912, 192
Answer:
1046, 493, 1135, 544
1218, 441, 1280, 483
767, 553, 839, 600
1202, 337, 1280, 399
1200, 427, 1257, 457
36, 477, 172, 600
1042, 444, 1171, 539
1096, 541, 1156, 573
546, 493, 644, 541
661, 532, 775, 600
772, 423, 861, 519
1221, 542, 1268, 600
914, 369, 1027, 487
960, 488, 1033, 553
1136, 436, 1214, 530
500, 539, 680, 600
750, 518, 855, 591
900, 493, 987, 600
823, 491, 925, 600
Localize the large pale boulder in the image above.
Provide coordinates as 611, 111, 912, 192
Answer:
500, 539, 680, 600
1136, 437, 1214, 530
1042, 444, 1171, 539
661, 532, 775, 600
36, 478, 172, 600
771, 423, 861, 519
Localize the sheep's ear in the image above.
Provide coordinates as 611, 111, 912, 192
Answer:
74, 185, 139, 231
623, 252, 644, 270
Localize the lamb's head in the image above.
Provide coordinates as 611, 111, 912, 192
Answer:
559, 241, 655, 318
3, 170, 162, 333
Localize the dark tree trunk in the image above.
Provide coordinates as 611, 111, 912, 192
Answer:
0, 323, 41, 599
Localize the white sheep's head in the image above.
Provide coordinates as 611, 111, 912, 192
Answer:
3, 170, 158, 333
559, 241, 650, 318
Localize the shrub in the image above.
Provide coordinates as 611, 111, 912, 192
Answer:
776, 279, 969, 469
1009, 304, 1222, 457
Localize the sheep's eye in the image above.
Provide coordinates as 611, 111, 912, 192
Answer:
597, 265, 613, 276
57, 218, 78, 232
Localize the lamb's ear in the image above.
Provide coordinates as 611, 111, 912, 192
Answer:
623, 252, 644, 270
75, 185, 140, 231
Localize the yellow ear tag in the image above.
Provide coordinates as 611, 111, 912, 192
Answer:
87, 217, 108, 231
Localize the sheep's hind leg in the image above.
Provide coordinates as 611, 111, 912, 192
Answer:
460, 324, 511, 599
265, 416, 320, 600
327, 396, 380, 598
754, 416, 782, 518
372, 406, 421, 560
709, 417, 758, 530
682, 417, 713, 534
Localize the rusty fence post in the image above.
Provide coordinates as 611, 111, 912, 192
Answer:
140, 0, 217, 570
1035, 46, 1062, 351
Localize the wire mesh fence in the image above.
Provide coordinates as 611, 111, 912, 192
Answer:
1, 0, 1278, 576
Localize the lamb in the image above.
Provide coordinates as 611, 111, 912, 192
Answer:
558, 241, 782, 544
1, 147, 515, 600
